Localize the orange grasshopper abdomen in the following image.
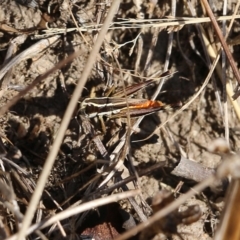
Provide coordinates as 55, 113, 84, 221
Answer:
131, 100, 165, 109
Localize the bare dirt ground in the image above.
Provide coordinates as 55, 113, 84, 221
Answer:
0, 0, 240, 239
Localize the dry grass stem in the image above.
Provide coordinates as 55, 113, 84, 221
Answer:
15, 1, 121, 239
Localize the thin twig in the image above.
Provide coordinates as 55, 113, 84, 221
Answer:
201, 0, 240, 97
222, 0, 229, 144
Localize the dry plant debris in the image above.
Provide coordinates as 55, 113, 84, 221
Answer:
0, 0, 240, 239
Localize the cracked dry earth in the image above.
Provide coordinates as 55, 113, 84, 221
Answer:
0, 0, 240, 239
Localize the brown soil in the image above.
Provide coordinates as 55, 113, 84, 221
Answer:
0, 0, 240, 239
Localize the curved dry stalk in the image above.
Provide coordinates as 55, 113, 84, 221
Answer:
6, 190, 140, 240
0, 47, 81, 116
134, 46, 220, 143
0, 35, 60, 81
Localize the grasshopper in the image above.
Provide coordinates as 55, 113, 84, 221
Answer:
80, 71, 177, 119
